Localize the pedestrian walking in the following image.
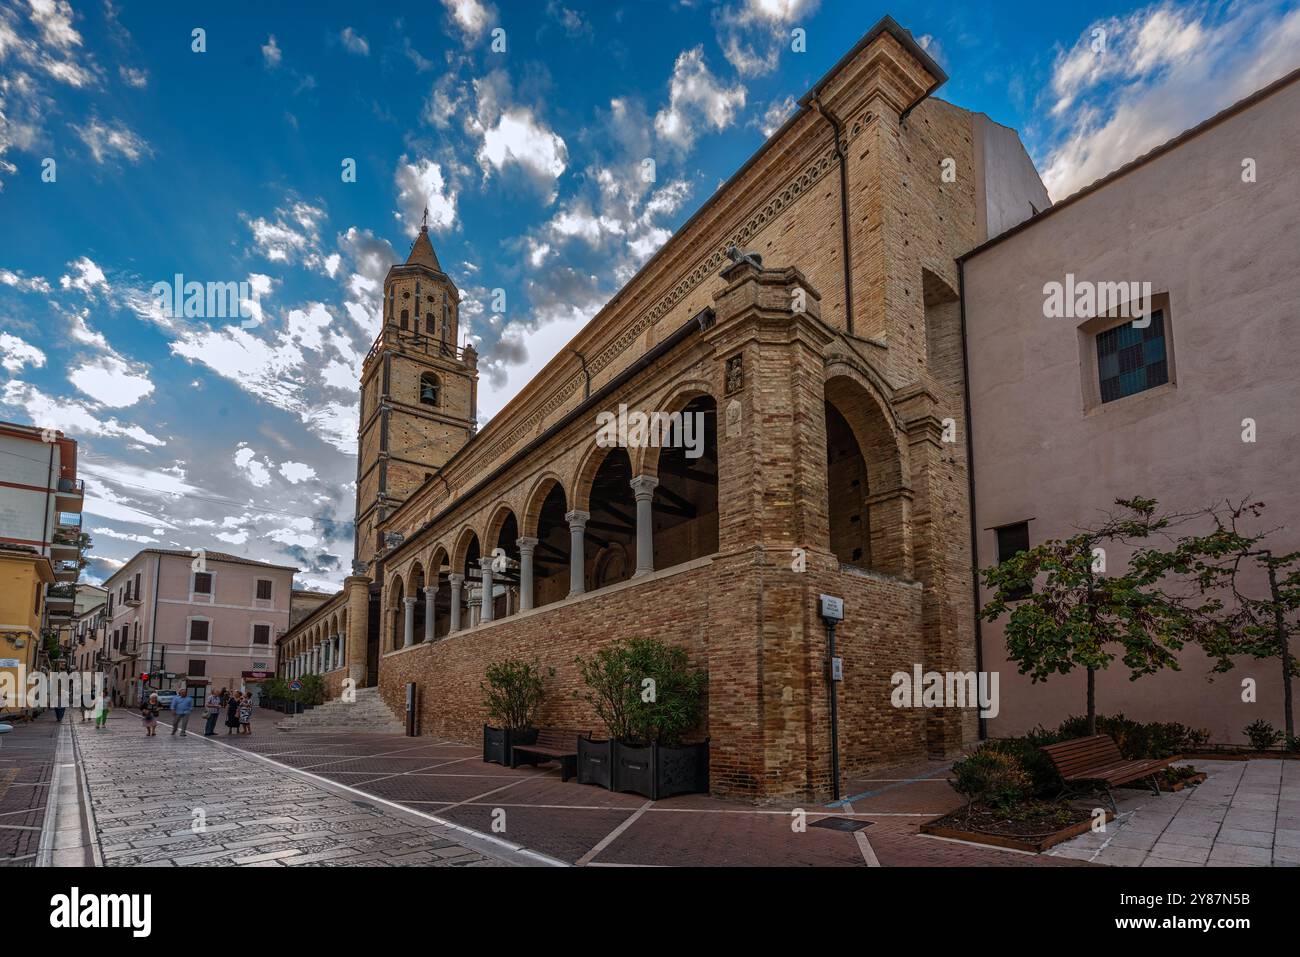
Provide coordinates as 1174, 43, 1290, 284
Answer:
170, 687, 193, 736
239, 693, 253, 735
141, 693, 160, 736
203, 689, 222, 736
93, 691, 110, 730
225, 691, 240, 735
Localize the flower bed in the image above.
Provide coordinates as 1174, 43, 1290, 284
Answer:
922, 801, 1110, 853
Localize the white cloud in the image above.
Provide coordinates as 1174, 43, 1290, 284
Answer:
90, 527, 159, 544
279, 461, 317, 484
118, 65, 147, 87
261, 35, 281, 68
27, 0, 82, 49
441, 0, 493, 41
654, 47, 747, 151
59, 256, 107, 294
0, 268, 51, 292
2, 380, 164, 445
0, 332, 45, 371
393, 157, 458, 236
476, 107, 568, 186
752, 94, 796, 138
339, 27, 369, 56
72, 116, 151, 164
234, 444, 273, 487
1040, 1, 1300, 199
68, 354, 154, 407
714, 0, 818, 78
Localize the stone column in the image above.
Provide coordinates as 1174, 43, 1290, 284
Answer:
566, 509, 589, 597
480, 561, 494, 623
449, 573, 464, 633
323, 639, 331, 672
425, 582, 437, 642
630, 475, 659, 576
403, 597, 417, 647
516, 537, 537, 611
467, 587, 481, 628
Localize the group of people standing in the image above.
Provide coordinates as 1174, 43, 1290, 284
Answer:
82, 686, 257, 737
203, 688, 254, 736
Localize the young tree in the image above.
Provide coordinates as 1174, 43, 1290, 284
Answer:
1190, 501, 1300, 738
980, 497, 1235, 735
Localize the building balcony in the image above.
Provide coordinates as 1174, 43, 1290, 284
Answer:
54, 512, 82, 537
50, 536, 80, 560
124, 595, 142, 607
55, 477, 84, 513
53, 560, 80, 582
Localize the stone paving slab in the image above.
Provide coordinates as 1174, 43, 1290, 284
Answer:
0, 711, 61, 866
71, 716, 548, 867
1050, 759, 1294, 867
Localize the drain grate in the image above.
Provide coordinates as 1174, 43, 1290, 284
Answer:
810, 816, 872, 832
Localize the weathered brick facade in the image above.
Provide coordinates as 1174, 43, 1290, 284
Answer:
277, 17, 1036, 799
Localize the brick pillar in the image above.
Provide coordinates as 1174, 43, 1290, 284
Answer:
700, 261, 835, 798
345, 575, 370, 686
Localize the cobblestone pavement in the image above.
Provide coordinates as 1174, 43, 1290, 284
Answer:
71, 712, 553, 867
0, 711, 60, 866
1049, 759, 1300, 867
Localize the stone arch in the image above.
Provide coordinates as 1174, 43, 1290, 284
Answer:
426, 546, 452, 638
408, 561, 427, 644
823, 370, 912, 576
521, 472, 568, 538
582, 445, 636, 592
451, 526, 481, 576
636, 379, 719, 479
388, 576, 406, 651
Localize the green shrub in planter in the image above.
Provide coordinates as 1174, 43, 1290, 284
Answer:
574, 637, 705, 747
1286, 734, 1300, 754
1244, 719, 1282, 751
1057, 713, 1209, 759
980, 738, 1059, 797
481, 659, 550, 731
951, 750, 1031, 810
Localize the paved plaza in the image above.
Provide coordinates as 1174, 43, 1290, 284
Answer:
1049, 759, 1300, 867
12, 706, 1295, 868
69, 710, 545, 867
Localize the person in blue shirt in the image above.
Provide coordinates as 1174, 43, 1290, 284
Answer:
170, 686, 194, 737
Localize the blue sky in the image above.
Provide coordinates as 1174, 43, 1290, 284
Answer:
1, 0, 1297, 589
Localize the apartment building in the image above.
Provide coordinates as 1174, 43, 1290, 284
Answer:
102, 550, 296, 706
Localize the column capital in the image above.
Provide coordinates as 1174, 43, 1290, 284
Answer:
516, 536, 539, 551
403, 596, 418, 607
448, 572, 465, 586
565, 509, 590, 529
630, 474, 659, 499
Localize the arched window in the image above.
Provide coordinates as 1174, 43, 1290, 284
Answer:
419, 373, 440, 407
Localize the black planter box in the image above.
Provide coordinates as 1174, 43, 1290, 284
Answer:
580, 740, 709, 799
614, 742, 655, 797
577, 737, 614, 788
483, 725, 538, 765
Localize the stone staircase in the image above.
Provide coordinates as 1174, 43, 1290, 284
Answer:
275, 686, 405, 734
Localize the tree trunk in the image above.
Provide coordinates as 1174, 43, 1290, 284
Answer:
1086, 667, 1097, 735
1268, 563, 1294, 738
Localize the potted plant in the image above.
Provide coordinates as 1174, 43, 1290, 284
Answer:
575, 637, 708, 799
481, 659, 549, 765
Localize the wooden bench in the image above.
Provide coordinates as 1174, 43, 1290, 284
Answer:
510, 728, 590, 782
1040, 734, 1176, 811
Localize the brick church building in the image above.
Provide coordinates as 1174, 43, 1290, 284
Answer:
279, 16, 1053, 799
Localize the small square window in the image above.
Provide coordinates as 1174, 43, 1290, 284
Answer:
256, 579, 273, 601
1096, 310, 1169, 403
189, 619, 210, 642
188, 659, 206, 677
253, 624, 271, 645
193, 572, 213, 595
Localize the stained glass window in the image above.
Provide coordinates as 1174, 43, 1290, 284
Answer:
1096, 309, 1168, 403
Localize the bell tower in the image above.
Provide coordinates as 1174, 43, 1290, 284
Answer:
354, 219, 478, 569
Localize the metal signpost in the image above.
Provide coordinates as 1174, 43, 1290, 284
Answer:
819, 594, 845, 801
